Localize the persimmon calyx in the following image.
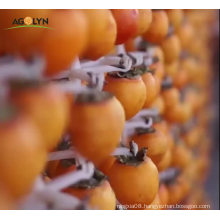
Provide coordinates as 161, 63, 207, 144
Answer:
122, 117, 153, 145
70, 169, 107, 189
115, 146, 148, 166
135, 126, 156, 135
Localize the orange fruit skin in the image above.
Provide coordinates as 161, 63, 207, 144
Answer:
149, 95, 165, 115
168, 175, 191, 205
173, 68, 189, 89
164, 102, 193, 124
0, 9, 50, 57
144, 194, 161, 210
153, 120, 169, 134
165, 9, 184, 30
157, 148, 172, 171
137, 9, 152, 35
176, 21, 195, 50
142, 10, 169, 44
161, 34, 181, 64
149, 61, 165, 80
111, 9, 139, 45
108, 157, 159, 208
171, 143, 192, 170
103, 75, 146, 120
162, 87, 180, 109
182, 127, 202, 149
152, 46, 165, 63
82, 9, 116, 59
165, 60, 179, 79
40, 10, 88, 76
124, 38, 136, 52
69, 95, 125, 166
98, 156, 116, 176
130, 129, 168, 164
64, 180, 116, 210
142, 73, 160, 107
0, 115, 47, 198
0, 183, 16, 210
158, 184, 169, 208
10, 83, 70, 152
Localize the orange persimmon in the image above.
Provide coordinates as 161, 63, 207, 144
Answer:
142, 10, 169, 44
0, 104, 47, 198
69, 91, 125, 166
9, 80, 70, 152
82, 9, 116, 59
111, 9, 139, 45
103, 74, 146, 120
108, 149, 159, 208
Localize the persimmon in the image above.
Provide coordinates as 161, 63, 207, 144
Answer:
108, 148, 159, 208
171, 142, 192, 170
182, 127, 202, 149
158, 184, 169, 208
151, 46, 165, 63
9, 80, 70, 152
124, 38, 136, 52
153, 120, 174, 151
185, 10, 212, 28
176, 21, 194, 50
168, 175, 190, 205
167, 182, 183, 205
142, 72, 160, 107
64, 169, 116, 210
194, 156, 210, 183
161, 34, 181, 63
137, 9, 152, 35
164, 102, 192, 123
165, 9, 184, 30
183, 160, 199, 183
142, 10, 169, 44
0, 9, 50, 57
111, 9, 139, 44
162, 87, 180, 109
166, 132, 175, 151
180, 56, 200, 82
98, 156, 116, 176
103, 73, 146, 120
173, 67, 189, 89
149, 59, 165, 80
130, 127, 168, 164
184, 88, 204, 113
178, 175, 191, 198
165, 60, 179, 79
145, 194, 161, 210
0, 104, 47, 198
82, 9, 116, 59
0, 38, 4, 55
69, 91, 125, 166
0, 183, 15, 210
39, 10, 88, 76
185, 187, 206, 209
149, 95, 165, 115
153, 118, 169, 134
157, 148, 172, 171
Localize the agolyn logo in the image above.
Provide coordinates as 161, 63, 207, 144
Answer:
5, 16, 53, 30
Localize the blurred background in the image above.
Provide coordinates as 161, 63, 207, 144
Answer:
205, 10, 219, 210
